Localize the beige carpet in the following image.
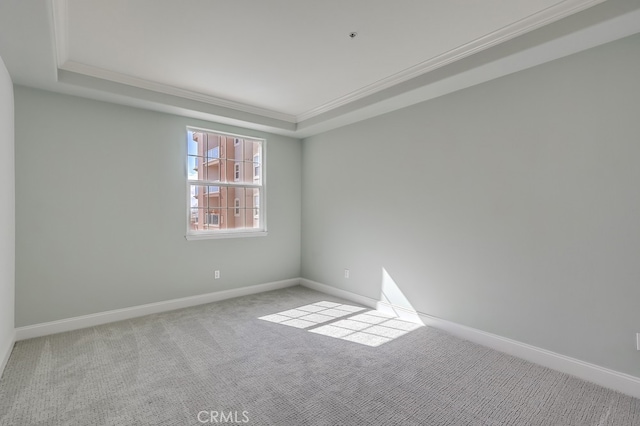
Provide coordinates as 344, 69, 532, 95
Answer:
1, 286, 639, 425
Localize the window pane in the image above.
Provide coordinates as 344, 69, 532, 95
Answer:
188, 131, 199, 156
191, 184, 222, 206
252, 188, 260, 222
219, 209, 227, 229
244, 139, 261, 160
228, 138, 244, 156
253, 154, 261, 183
188, 155, 202, 181
235, 207, 251, 229
232, 160, 243, 182
190, 186, 200, 206
208, 186, 220, 208
205, 146, 220, 162
201, 153, 220, 182
205, 136, 220, 161
229, 187, 245, 208
190, 207, 202, 231
206, 185, 220, 199
203, 211, 219, 229
187, 128, 265, 236
218, 141, 225, 160
191, 185, 261, 230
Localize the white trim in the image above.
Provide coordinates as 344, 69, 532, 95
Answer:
295, 0, 607, 122
299, 278, 640, 399
51, 0, 69, 67
417, 311, 640, 400
375, 301, 423, 325
186, 126, 266, 239
187, 126, 266, 143
189, 180, 261, 189
185, 230, 268, 240
51, 0, 604, 125
11, 277, 640, 398
59, 61, 297, 123
0, 330, 16, 379
15, 278, 300, 341
300, 278, 378, 309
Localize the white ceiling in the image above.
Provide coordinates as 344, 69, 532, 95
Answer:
65, 0, 568, 117
1, 0, 640, 137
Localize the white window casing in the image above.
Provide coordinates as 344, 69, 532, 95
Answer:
186, 126, 266, 240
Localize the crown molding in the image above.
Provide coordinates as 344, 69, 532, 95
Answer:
49, 0, 608, 129
58, 61, 298, 123
295, 0, 608, 122
50, 2, 297, 123
51, 0, 68, 67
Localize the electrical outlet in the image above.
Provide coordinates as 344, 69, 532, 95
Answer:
344, 269, 350, 279
214, 270, 220, 279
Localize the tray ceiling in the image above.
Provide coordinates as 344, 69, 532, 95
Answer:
2, 0, 640, 136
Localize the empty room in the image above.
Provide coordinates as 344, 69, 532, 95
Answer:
2, 0, 640, 424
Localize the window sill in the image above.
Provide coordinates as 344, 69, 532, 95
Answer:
185, 230, 268, 241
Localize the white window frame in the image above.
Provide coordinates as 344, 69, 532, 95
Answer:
234, 198, 241, 217
186, 126, 267, 240
234, 163, 241, 182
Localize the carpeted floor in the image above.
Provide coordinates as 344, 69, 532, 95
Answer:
1, 286, 639, 425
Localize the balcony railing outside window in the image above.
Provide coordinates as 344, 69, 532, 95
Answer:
206, 147, 219, 161
194, 186, 220, 195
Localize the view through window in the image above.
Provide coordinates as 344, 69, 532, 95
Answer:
187, 128, 265, 238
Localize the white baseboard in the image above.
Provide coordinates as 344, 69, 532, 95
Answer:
299, 278, 424, 323
13, 277, 640, 399
300, 278, 379, 308
15, 278, 300, 341
300, 278, 640, 399
0, 330, 15, 379
376, 301, 424, 324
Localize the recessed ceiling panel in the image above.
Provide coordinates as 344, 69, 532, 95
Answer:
65, 0, 573, 117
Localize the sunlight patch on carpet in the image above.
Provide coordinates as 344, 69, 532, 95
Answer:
259, 301, 422, 347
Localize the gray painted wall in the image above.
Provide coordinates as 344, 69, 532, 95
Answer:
0, 56, 15, 371
14, 87, 301, 327
302, 34, 640, 376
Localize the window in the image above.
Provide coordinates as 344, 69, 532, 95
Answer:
206, 213, 219, 226
187, 127, 265, 239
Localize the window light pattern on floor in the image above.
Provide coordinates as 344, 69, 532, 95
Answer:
259, 301, 422, 347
